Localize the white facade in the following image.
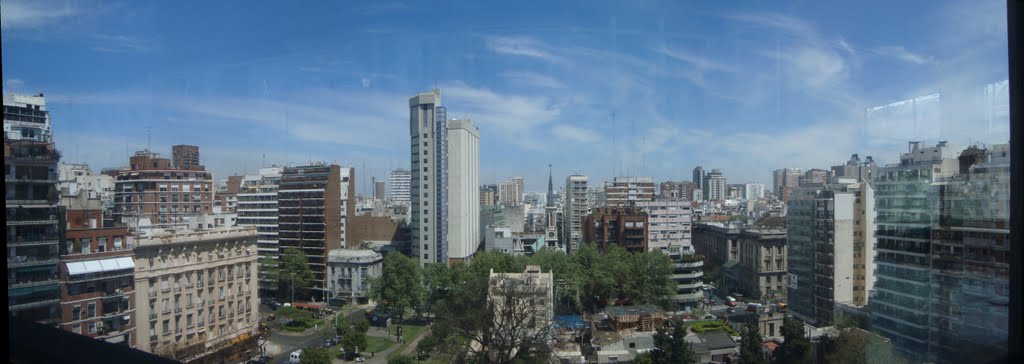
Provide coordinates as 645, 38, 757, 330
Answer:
446, 119, 480, 261
339, 167, 353, 246
3, 93, 51, 142
389, 169, 411, 203
59, 162, 116, 209
744, 182, 764, 200
704, 169, 727, 201
635, 200, 693, 254
327, 249, 383, 302
563, 175, 589, 253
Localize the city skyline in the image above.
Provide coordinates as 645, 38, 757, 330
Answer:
1, 0, 1009, 191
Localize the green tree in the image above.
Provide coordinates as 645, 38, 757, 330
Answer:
367, 253, 422, 320
531, 247, 584, 313
573, 243, 613, 312
603, 245, 633, 303
740, 320, 768, 364
773, 316, 811, 364
650, 323, 696, 364
278, 248, 315, 302
628, 250, 677, 307
299, 347, 330, 364
340, 319, 370, 357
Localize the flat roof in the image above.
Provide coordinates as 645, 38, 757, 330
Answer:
605, 305, 663, 317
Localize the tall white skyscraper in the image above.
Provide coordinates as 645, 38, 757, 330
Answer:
446, 119, 480, 261
704, 169, 727, 201
563, 175, 589, 253
389, 168, 411, 203
744, 182, 765, 200
410, 89, 447, 266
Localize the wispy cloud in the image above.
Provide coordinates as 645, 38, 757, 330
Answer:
552, 124, 600, 143
872, 46, 932, 65
484, 36, 566, 64
90, 34, 152, 53
499, 71, 567, 89
0, 0, 77, 31
655, 46, 733, 73
5, 78, 25, 89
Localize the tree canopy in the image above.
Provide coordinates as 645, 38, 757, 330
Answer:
367, 252, 423, 320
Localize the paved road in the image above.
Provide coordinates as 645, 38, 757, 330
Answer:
262, 304, 372, 364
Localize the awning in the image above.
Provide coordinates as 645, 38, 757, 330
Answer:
67, 257, 135, 276
66, 262, 88, 275
105, 335, 125, 344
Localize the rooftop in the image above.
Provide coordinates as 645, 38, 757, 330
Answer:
605, 305, 663, 318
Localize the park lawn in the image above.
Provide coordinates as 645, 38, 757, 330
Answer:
364, 336, 395, 353
387, 324, 428, 359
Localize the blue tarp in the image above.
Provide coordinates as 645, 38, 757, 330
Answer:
554, 315, 584, 329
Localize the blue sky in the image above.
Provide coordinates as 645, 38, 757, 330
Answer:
1, 0, 1009, 194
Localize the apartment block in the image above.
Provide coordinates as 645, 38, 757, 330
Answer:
831, 154, 879, 183
787, 179, 875, 326
409, 89, 448, 266
60, 219, 135, 347
389, 168, 411, 204
868, 141, 960, 360
171, 145, 202, 171
278, 164, 344, 291
236, 167, 283, 297
583, 207, 649, 253
488, 266, 554, 342
446, 119, 480, 262
604, 177, 655, 207
112, 150, 214, 229
692, 166, 705, 200
928, 144, 1009, 362
562, 175, 589, 253
132, 227, 259, 362
772, 168, 802, 200
635, 200, 693, 254
6, 93, 63, 325
704, 169, 727, 201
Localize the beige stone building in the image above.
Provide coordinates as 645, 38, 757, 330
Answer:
132, 226, 259, 362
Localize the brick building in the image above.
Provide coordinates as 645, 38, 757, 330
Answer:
582, 207, 649, 252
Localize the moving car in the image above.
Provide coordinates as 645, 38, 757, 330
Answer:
289, 350, 302, 364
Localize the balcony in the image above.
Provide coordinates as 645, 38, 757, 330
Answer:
175, 307, 182, 314
161, 285, 170, 293
149, 289, 158, 299
173, 285, 181, 293
7, 256, 59, 268
150, 312, 158, 320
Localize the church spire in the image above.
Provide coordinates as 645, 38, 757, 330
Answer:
547, 164, 555, 207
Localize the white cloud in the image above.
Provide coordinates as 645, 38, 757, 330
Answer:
5, 78, 25, 89
0, 0, 77, 30
552, 124, 600, 143
484, 36, 566, 64
872, 46, 931, 65
442, 81, 562, 134
500, 71, 567, 89
655, 46, 734, 73
90, 34, 151, 53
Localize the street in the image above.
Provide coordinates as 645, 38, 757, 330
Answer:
260, 304, 372, 363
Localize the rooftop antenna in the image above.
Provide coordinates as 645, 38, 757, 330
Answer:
146, 126, 152, 151
611, 111, 617, 179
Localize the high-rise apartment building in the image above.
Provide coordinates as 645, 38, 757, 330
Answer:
772, 168, 802, 199
604, 177, 655, 207
409, 89, 448, 266
928, 144, 1009, 362
278, 164, 344, 293
563, 175, 589, 253
236, 167, 283, 297
497, 177, 524, 206
692, 166, 705, 200
512, 177, 525, 206
787, 179, 875, 327
132, 227, 259, 362
635, 200, 693, 254
373, 180, 385, 200
445, 119, 480, 263
171, 145, 202, 171
704, 169, 727, 201
5, 93, 63, 325
113, 149, 214, 229
389, 169, 411, 204
868, 141, 960, 361
480, 184, 497, 206
744, 182, 765, 200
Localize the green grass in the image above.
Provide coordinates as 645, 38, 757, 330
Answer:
386, 324, 428, 359
690, 321, 739, 336
365, 336, 396, 353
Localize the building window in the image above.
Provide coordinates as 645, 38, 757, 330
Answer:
88, 322, 96, 334
87, 303, 96, 317
73, 324, 81, 334
163, 320, 170, 335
